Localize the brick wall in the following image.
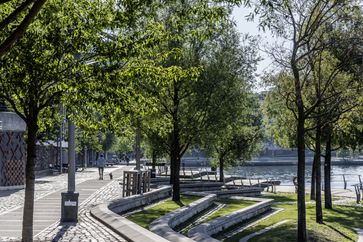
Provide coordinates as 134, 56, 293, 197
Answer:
0, 131, 26, 186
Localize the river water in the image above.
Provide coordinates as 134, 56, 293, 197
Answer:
225, 165, 363, 189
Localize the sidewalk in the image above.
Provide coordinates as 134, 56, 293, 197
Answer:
0, 166, 121, 215
0, 166, 130, 241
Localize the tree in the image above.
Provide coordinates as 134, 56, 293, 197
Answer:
200, 26, 262, 182
0, 0, 140, 240
257, 0, 360, 239
98, 1, 234, 202
101, 132, 116, 158
0, 0, 48, 57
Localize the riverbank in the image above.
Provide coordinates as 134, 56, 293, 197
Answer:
246, 159, 363, 166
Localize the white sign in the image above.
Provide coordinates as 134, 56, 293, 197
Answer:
0, 121, 2, 130
64, 200, 77, 206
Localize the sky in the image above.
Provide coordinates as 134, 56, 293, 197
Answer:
231, 6, 275, 91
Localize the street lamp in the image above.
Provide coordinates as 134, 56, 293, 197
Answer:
61, 118, 79, 222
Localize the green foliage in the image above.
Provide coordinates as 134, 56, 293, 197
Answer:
101, 132, 116, 153
0, 0, 109, 129
261, 74, 297, 148
76, 129, 102, 152
334, 98, 363, 152
112, 134, 134, 155
201, 24, 262, 169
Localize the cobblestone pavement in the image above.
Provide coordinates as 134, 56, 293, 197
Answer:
0, 166, 121, 216
34, 168, 131, 242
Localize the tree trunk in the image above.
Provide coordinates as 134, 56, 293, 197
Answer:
135, 119, 141, 170
297, 103, 307, 242
170, 78, 181, 202
310, 155, 316, 200
170, 150, 174, 185
152, 150, 156, 171
22, 119, 38, 242
171, 154, 181, 201
219, 157, 224, 182
324, 131, 332, 209
314, 117, 323, 223
170, 129, 181, 201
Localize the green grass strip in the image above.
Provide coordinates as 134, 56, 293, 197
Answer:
205, 199, 256, 222
126, 195, 200, 229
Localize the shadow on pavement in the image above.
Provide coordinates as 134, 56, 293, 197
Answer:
0, 188, 23, 197
52, 222, 77, 242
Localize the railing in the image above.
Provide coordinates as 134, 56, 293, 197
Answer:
352, 183, 363, 203
331, 174, 362, 190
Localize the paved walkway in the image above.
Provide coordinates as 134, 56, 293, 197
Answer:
0, 166, 130, 241
0, 167, 120, 215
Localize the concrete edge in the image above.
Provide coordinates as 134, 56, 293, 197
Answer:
149, 194, 217, 242
0, 185, 24, 191
90, 186, 172, 242
188, 197, 274, 241
91, 203, 169, 242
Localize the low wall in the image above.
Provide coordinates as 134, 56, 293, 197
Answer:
108, 186, 171, 214
91, 186, 172, 242
149, 193, 217, 242
180, 182, 224, 192
211, 187, 264, 197
188, 197, 273, 242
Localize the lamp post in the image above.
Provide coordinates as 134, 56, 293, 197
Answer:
59, 105, 65, 173
61, 118, 79, 222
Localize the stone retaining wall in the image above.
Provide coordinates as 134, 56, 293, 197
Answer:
211, 187, 264, 197
180, 182, 224, 192
90, 186, 172, 242
188, 197, 273, 242
149, 193, 217, 242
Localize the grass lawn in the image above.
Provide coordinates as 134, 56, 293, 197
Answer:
205, 198, 256, 222
126, 195, 200, 229
225, 193, 363, 242
127, 196, 257, 230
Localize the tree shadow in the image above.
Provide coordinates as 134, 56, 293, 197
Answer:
176, 201, 185, 207
324, 206, 363, 228
324, 222, 355, 241
0, 188, 23, 197
35, 180, 51, 184
262, 193, 297, 203
51, 222, 77, 242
